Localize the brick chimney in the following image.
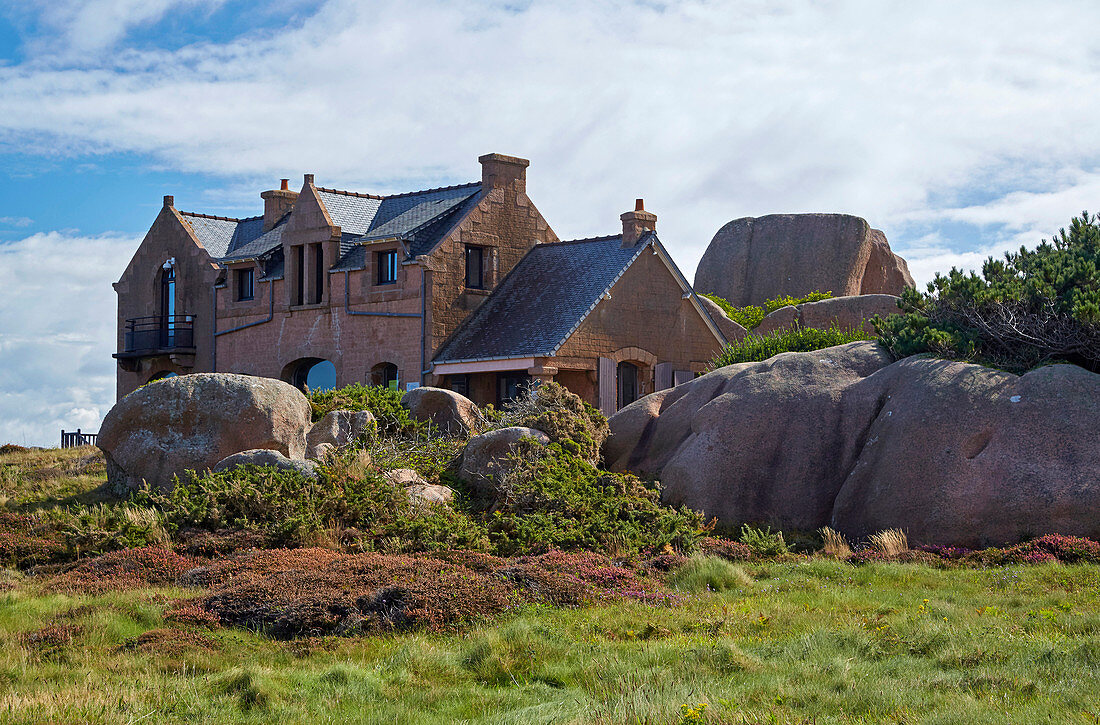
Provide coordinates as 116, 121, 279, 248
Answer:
163, 195, 174, 208
479, 153, 529, 193
260, 178, 298, 232
621, 199, 656, 247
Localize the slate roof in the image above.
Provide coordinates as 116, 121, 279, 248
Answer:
180, 214, 265, 259
433, 234, 651, 363
182, 182, 482, 270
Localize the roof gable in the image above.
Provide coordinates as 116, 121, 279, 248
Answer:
433, 235, 647, 363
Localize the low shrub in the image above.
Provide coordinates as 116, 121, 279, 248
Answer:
702, 291, 833, 330
491, 382, 609, 464
737, 524, 789, 557
482, 441, 705, 556
965, 534, 1100, 566
45, 546, 195, 593
0, 512, 69, 568
709, 324, 874, 369
697, 537, 755, 562
0, 444, 28, 455
191, 547, 675, 637
307, 383, 415, 434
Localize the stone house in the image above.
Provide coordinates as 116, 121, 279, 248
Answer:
113, 153, 727, 413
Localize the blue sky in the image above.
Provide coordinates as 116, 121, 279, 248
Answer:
2, 0, 1100, 445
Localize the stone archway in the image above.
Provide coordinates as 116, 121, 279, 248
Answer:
282, 357, 337, 392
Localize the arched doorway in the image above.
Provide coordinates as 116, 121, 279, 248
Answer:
370, 362, 399, 390
617, 361, 639, 409
282, 358, 337, 392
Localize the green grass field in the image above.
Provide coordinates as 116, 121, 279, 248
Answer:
3, 446, 1100, 724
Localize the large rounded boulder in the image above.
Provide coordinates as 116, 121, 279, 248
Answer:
458, 426, 550, 500
831, 358, 1100, 547
401, 387, 481, 435
693, 213, 914, 307
97, 373, 311, 491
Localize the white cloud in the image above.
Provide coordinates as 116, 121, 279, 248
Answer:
0, 217, 33, 227
21, 0, 227, 56
0, 231, 136, 446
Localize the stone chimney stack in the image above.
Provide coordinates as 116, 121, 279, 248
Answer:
260, 178, 298, 232
163, 195, 174, 208
479, 153, 529, 193
621, 198, 656, 247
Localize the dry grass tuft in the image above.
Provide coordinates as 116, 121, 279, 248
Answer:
820, 527, 852, 558
868, 528, 909, 556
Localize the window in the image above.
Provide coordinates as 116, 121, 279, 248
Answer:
465, 245, 485, 289
449, 374, 470, 397
311, 243, 324, 304
236, 267, 255, 301
160, 262, 176, 347
371, 363, 399, 390
377, 249, 398, 285
294, 245, 305, 305
497, 372, 528, 405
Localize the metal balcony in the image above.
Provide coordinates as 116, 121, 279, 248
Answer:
114, 315, 196, 358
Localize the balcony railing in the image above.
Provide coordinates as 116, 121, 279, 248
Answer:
118, 315, 195, 355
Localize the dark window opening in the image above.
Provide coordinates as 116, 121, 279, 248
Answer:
377, 249, 398, 285
617, 361, 639, 409
160, 264, 176, 347
465, 245, 485, 289
449, 374, 470, 397
497, 372, 528, 406
236, 267, 255, 301
371, 363, 399, 390
294, 245, 305, 305
311, 243, 324, 304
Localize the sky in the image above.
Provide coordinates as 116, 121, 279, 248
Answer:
1, 0, 1099, 445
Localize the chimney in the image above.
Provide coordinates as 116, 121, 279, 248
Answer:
163, 195, 174, 208
479, 153, 529, 193
620, 199, 656, 247
260, 178, 299, 232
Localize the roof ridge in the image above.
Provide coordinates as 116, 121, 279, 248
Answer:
544, 233, 622, 246
179, 211, 243, 222
315, 187, 385, 200
383, 181, 480, 199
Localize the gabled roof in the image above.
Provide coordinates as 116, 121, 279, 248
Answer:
432, 234, 650, 364
181, 182, 482, 269
179, 213, 264, 259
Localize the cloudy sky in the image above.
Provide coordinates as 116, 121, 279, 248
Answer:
1, 0, 1098, 445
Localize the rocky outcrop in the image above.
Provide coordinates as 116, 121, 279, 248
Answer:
698, 295, 747, 343
306, 410, 376, 458
401, 387, 482, 435
213, 449, 318, 479
97, 373, 312, 491
693, 214, 914, 307
457, 426, 550, 499
753, 294, 902, 336
382, 468, 454, 507
607, 343, 1100, 546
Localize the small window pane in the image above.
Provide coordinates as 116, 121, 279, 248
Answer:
465, 246, 484, 289
236, 268, 255, 301
377, 250, 398, 285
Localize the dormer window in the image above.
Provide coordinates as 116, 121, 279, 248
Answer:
465, 245, 485, 289
377, 249, 398, 285
236, 267, 255, 301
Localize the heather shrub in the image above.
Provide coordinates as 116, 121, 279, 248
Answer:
702, 290, 833, 330
482, 441, 704, 556
875, 212, 1100, 373
492, 382, 609, 463
697, 537, 755, 562
709, 324, 873, 369
307, 383, 415, 434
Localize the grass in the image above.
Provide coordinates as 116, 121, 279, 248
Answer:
0, 445, 111, 510
3, 560, 1100, 723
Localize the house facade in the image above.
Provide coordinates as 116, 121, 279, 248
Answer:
113, 153, 726, 414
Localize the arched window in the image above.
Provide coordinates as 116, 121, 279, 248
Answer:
371, 363, 399, 390
160, 258, 176, 347
617, 361, 639, 409
282, 358, 337, 392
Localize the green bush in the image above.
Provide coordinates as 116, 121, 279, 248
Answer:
667, 555, 753, 593
482, 441, 705, 556
737, 524, 788, 557
703, 291, 833, 330
709, 324, 874, 369
875, 212, 1100, 374
307, 383, 415, 434
492, 382, 609, 464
